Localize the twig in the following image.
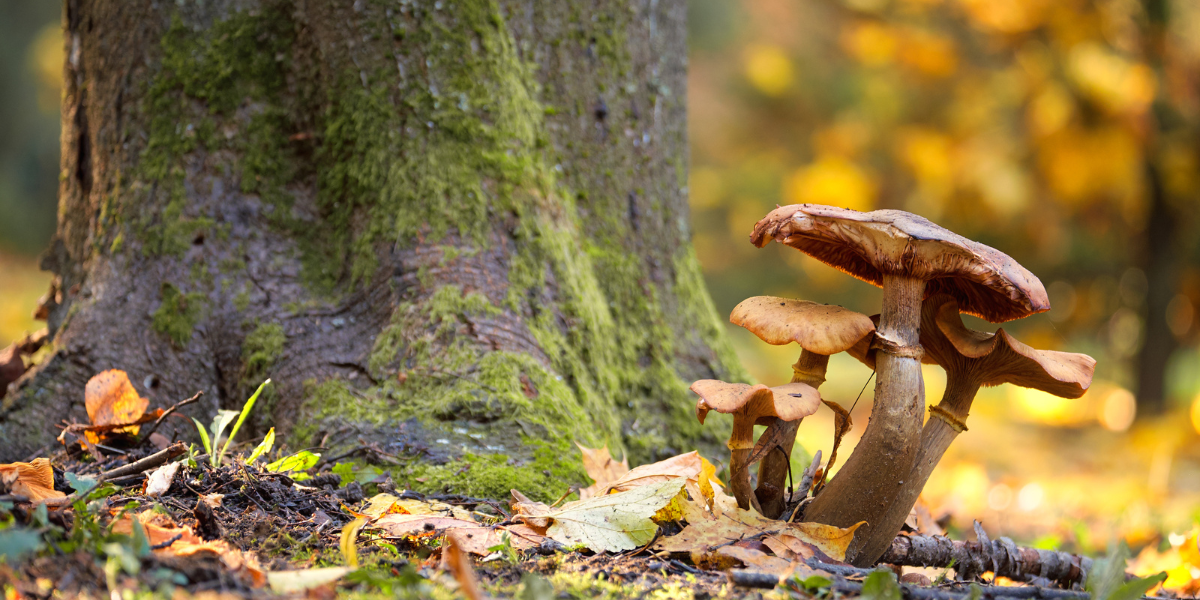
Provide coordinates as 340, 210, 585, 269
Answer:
879, 526, 1092, 589
42, 443, 187, 507
99, 442, 187, 480
139, 391, 203, 442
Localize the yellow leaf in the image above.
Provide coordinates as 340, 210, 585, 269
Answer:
0, 458, 65, 503
340, 518, 366, 567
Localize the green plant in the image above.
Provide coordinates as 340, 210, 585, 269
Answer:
191, 379, 271, 467
266, 450, 321, 480
487, 531, 521, 565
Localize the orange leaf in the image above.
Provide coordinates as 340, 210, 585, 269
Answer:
84, 370, 149, 442
0, 458, 66, 503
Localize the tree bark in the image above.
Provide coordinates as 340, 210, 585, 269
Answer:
0, 0, 745, 501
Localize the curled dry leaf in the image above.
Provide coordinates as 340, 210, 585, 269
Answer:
442, 531, 484, 600
83, 369, 150, 444
373, 513, 481, 539
144, 461, 180, 497
581, 451, 722, 502
361, 492, 475, 521
113, 511, 266, 587
0, 458, 65, 503
576, 443, 630, 499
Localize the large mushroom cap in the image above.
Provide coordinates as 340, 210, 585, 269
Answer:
750, 204, 1049, 323
691, 380, 821, 425
730, 296, 875, 355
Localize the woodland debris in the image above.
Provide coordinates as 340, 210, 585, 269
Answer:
0, 458, 65, 503
878, 525, 1093, 588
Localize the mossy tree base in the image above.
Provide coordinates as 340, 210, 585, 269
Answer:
0, 0, 745, 500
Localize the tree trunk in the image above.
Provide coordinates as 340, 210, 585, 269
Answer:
0, 0, 746, 501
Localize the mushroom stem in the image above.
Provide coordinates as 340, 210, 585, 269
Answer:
729, 418, 764, 513
754, 351, 829, 518
851, 372, 982, 564
803, 274, 926, 564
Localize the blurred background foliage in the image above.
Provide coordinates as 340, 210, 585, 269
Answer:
687, 0, 1200, 554
2, 0, 1199, 559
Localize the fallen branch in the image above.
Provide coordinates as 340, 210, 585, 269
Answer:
43, 442, 187, 507
878, 523, 1091, 588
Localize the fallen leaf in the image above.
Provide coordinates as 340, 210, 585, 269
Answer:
266, 567, 351, 593
576, 443, 630, 499
144, 461, 180, 497
0, 458, 66, 503
83, 369, 149, 443
360, 493, 474, 521
584, 451, 722, 501
442, 531, 484, 600
113, 512, 266, 587
905, 498, 945, 536
340, 518, 366, 567
518, 478, 685, 553
373, 513, 480, 539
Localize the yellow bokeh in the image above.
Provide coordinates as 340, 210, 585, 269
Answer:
689, 168, 725, 209
1037, 125, 1142, 209
743, 44, 794, 97
958, 0, 1046, 34
896, 127, 953, 188
842, 22, 898, 67
898, 29, 958, 77
1026, 84, 1075, 137
785, 155, 876, 211
1191, 394, 1200, 434
1067, 43, 1157, 116
27, 24, 63, 114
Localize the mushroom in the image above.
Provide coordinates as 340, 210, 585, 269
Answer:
845, 294, 1095, 563
728, 296, 875, 518
692, 379, 821, 512
751, 204, 1048, 561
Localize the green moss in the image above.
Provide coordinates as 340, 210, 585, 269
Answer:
242, 322, 285, 384
403, 441, 587, 502
151, 283, 206, 346
124, 7, 296, 257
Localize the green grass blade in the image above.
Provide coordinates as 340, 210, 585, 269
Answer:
192, 418, 213, 455
217, 379, 271, 466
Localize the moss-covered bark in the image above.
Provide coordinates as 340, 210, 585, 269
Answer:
0, 0, 745, 501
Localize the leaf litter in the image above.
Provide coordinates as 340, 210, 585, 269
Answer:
0, 368, 1180, 599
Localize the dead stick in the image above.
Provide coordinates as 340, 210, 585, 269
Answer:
139, 391, 203, 442
99, 442, 187, 480
879, 533, 1092, 588
43, 442, 187, 507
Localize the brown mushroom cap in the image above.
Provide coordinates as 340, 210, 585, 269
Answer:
692, 380, 821, 426
730, 296, 876, 355
750, 204, 1050, 323
848, 296, 1095, 397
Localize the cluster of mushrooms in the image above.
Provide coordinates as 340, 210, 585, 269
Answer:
691, 204, 1097, 566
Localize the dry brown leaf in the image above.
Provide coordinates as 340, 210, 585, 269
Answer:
905, 498, 945, 536
362, 493, 474, 521
442, 531, 484, 600
718, 545, 794, 576
0, 458, 66, 503
583, 451, 722, 502
373, 513, 480, 539
576, 443, 629, 499
113, 512, 266, 587
83, 369, 150, 443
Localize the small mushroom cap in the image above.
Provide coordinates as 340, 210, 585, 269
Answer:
925, 296, 1095, 397
850, 295, 1095, 397
730, 296, 876, 355
691, 380, 821, 425
750, 204, 1049, 323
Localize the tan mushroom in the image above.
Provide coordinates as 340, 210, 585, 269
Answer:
847, 294, 1095, 563
728, 296, 874, 518
692, 379, 821, 512
751, 204, 1049, 562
